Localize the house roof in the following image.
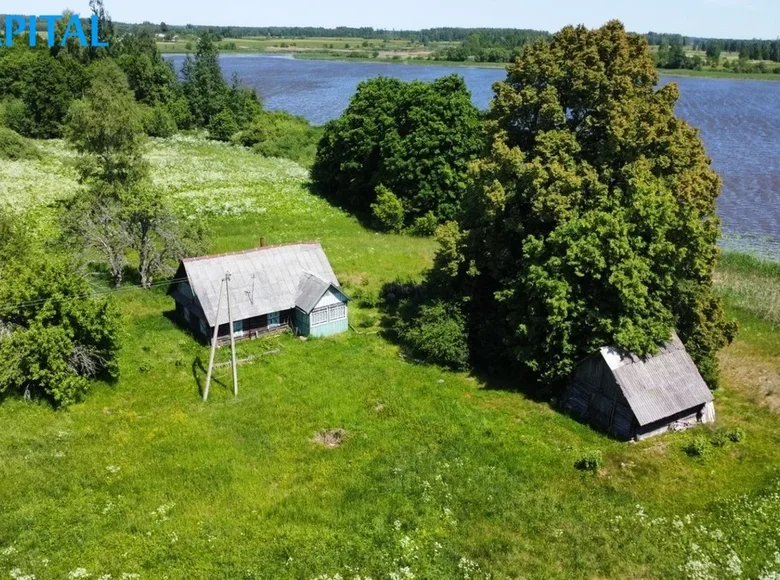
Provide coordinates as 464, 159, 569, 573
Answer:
296, 272, 335, 314
179, 242, 342, 327
595, 333, 713, 426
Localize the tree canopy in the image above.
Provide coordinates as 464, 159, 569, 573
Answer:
312, 75, 483, 229
430, 21, 736, 387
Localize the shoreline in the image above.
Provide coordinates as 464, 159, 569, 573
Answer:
159, 45, 780, 81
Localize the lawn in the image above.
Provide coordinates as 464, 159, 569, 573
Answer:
1, 137, 779, 579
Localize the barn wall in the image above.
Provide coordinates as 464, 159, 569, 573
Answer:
293, 308, 310, 336
566, 356, 635, 440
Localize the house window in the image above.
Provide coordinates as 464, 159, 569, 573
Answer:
268, 311, 281, 327
329, 304, 346, 321
311, 307, 328, 326
200, 319, 208, 337
233, 319, 244, 337
183, 307, 191, 323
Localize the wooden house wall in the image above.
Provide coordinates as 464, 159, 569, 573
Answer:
567, 356, 636, 440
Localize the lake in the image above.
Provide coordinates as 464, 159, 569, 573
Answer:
169, 54, 780, 259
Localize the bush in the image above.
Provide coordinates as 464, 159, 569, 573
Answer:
0, 98, 31, 135
397, 300, 469, 370
352, 287, 380, 308
0, 127, 40, 161
166, 97, 195, 131
682, 436, 711, 458
574, 450, 603, 472
410, 211, 439, 236
237, 111, 322, 167
371, 185, 405, 232
208, 108, 238, 141
144, 106, 177, 138
726, 427, 745, 443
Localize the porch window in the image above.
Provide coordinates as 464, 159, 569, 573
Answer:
311, 307, 328, 326
329, 304, 346, 321
268, 311, 281, 327
233, 319, 244, 337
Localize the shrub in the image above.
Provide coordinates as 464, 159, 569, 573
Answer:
0, 127, 40, 161
410, 211, 439, 237
371, 185, 405, 232
166, 97, 195, 131
208, 108, 238, 141
726, 427, 745, 443
0, 98, 31, 135
237, 111, 322, 167
145, 106, 177, 138
574, 450, 603, 472
682, 436, 711, 458
397, 300, 469, 370
352, 287, 380, 308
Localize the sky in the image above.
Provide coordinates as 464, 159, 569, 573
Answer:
5, 0, 779, 39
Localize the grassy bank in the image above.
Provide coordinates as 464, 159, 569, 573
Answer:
1, 137, 779, 579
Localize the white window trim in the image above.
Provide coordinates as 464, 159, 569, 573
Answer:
328, 304, 346, 321
311, 307, 329, 326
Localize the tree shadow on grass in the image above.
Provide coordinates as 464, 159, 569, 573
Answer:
375, 278, 566, 407
305, 180, 377, 231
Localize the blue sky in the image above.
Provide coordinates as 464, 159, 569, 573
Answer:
6, 0, 778, 39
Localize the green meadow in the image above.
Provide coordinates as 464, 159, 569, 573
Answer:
1, 138, 779, 579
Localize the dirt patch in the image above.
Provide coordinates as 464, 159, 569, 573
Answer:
312, 428, 346, 448
720, 347, 780, 413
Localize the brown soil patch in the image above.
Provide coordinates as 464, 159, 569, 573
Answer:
312, 428, 346, 448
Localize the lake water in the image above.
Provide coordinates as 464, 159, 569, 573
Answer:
169, 54, 780, 259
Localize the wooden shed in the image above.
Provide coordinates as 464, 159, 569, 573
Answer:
169, 242, 348, 342
562, 333, 715, 441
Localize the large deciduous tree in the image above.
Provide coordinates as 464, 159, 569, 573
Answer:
434, 21, 736, 387
312, 75, 483, 228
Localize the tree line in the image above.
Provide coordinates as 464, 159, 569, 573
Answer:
313, 22, 737, 392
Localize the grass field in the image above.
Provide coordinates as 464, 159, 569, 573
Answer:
1, 137, 779, 579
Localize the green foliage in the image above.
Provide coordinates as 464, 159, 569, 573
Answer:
410, 211, 439, 237
0, 98, 31, 135
312, 74, 483, 228
396, 300, 470, 370
682, 435, 711, 458
208, 108, 238, 141
143, 105, 178, 138
0, 254, 120, 407
371, 185, 405, 232
432, 21, 736, 386
0, 127, 40, 161
236, 110, 322, 166
116, 31, 178, 105
574, 450, 603, 472
65, 60, 148, 193
166, 97, 196, 131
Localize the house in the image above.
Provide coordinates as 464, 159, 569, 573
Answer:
562, 333, 715, 441
169, 242, 348, 343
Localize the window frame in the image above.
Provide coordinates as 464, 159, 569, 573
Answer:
311, 307, 329, 326
328, 303, 346, 321
268, 311, 281, 327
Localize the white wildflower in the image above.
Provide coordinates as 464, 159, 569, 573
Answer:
68, 569, 90, 579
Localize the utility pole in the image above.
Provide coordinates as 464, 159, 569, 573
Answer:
225, 271, 238, 397
203, 277, 225, 402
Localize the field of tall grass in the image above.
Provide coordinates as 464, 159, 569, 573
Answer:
1, 136, 779, 579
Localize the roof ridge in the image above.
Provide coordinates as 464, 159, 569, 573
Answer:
182, 241, 322, 263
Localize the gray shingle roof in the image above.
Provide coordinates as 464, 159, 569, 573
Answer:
599, 333, 713, 426
295, 272, 333, 314
181, 242, 340, 327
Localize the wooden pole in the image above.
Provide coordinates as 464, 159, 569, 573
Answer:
225, 271, 238, 397
203, 277, 225, 402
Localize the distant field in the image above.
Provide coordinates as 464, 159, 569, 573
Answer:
1, 136, 779, 578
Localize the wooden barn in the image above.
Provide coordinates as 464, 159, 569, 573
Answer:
562, 333, 715, 441
169, 242, 349, 342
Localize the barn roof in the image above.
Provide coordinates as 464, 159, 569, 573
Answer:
178, 242, 342, 327
596, 333, 713, 426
